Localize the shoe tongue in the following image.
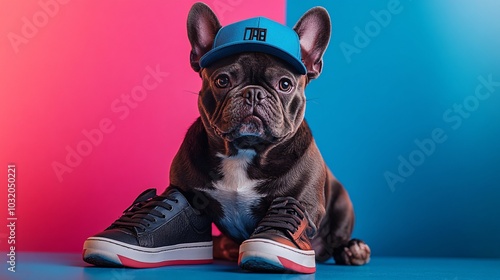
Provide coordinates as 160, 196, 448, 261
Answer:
272, 198, 303, 217
272, 198, 290, 208
133, 188, 157, 204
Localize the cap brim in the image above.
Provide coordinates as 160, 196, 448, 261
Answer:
200, 41, 307, 75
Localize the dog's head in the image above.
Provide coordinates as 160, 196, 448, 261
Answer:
187, 3, 330, 150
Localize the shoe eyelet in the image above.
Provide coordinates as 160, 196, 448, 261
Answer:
174, 199, 179, 203
162, 215, 166, 218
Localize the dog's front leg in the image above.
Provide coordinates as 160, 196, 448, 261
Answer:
213, 232, 240, 261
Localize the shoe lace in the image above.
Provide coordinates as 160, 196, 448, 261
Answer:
254, 197, 317, 237
110, 194, 178, 233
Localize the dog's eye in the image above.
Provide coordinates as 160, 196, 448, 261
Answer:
215, 75, 230, 88
278, 78, 293, 92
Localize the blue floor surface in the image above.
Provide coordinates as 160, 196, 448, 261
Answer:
1, 253, 499, 280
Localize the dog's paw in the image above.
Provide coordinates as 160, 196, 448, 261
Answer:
333, 238, 371, 266
213, 234, 239, 262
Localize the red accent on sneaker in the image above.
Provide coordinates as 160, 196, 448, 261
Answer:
238, 252, 244, 264
277, 256, 316, 274
117, 255, 213, 268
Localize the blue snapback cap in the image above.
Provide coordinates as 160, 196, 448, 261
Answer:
199, 17, 307, 75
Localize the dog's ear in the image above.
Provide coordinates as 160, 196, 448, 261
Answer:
187, 3, 221, 72
294, 7, 331, 80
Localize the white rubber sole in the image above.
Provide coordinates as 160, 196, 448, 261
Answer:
83, 237, 213, 268
238, 238, 316, 274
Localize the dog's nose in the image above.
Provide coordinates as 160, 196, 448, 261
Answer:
243, 87, 267, 105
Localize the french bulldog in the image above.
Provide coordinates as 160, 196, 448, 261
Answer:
167, 2, 371, 266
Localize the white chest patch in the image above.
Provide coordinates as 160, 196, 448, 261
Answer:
204, 149, 264, 240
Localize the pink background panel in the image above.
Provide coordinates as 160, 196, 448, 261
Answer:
0, 0, 285, 252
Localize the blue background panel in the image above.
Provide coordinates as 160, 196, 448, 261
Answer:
287, 0, 500, 258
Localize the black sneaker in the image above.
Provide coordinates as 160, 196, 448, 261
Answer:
83, 188, 213, 268
238, 197, 316, 273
